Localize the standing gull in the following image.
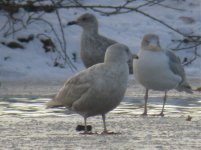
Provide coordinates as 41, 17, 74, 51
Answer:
46, 43, 137, 134
133, 33, 192, 116
67, 13, 133, 73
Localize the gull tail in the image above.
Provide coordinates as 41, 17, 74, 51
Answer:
46, 99, 63, 109
176, 81, 193, 94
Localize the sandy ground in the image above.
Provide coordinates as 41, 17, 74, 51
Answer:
0, 77, 201, 150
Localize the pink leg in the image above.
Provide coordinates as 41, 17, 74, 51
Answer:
102, 114, 107, 133
159, 91, 167, 117
80, 117, 94, 134
101, 114, 120, 135
142, 88, 149, 116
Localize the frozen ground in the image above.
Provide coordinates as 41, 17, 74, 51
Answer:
0, 77, 201, 149
0, 0, 201, 150
0, 115, 201, 150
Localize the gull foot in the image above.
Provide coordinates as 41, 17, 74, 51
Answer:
141, 112, 148, 117
79, 131, 97, 135
101, 131, 121, 135
153, 113, 165, 117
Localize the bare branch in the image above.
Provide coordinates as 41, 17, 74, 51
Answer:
49, 4, 191, 38
51, 0, 77, 71
0, 0, 200, 68
182, 46, 201, 66
172, 42, 201, 51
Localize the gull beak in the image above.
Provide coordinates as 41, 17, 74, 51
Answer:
67, 21, 77, 26
132, 54, 139, 59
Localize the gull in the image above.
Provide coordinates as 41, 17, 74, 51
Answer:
46, 43, 138, 134
67, 13, 133, 73
133, 33, 192, 116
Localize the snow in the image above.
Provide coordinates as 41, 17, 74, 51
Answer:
0, 0, 200, 83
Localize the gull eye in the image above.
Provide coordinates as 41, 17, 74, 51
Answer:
82, 17, 87, 21
145, 39, 149, 44
126, 48, 129, 53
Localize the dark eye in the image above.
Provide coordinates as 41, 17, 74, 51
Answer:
125, 48, 130, 54
82, 17, 87, 21
145, 39, 150, 44
126, 48, 129, 53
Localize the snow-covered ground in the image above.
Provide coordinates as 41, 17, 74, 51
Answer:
0, 0, 200, 83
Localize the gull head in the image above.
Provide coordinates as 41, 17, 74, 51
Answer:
141, 33, 161, 51
68, 13, 98, 31
104, 43, 137, 64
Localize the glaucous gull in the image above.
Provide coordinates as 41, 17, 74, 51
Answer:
47, 43, 138, 134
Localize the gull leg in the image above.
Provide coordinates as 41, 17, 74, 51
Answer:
142, 88, 149, 116
159, 91, 167, 117
80, 117, 93, 134
102, 114, 107, 133
101, 114, 119, 135
84, 117, 88, 133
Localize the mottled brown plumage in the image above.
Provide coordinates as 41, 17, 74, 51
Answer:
68, 13, 133, 73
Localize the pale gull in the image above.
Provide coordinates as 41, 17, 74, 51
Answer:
133, 33, 192, 116
67, 13, 133, 73
46, 43, 137, 134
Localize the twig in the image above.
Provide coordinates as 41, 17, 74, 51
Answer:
0, 2, 195, 39
145, 0, 165, 7
172, 42, 201, 51
182, 46, 200, 66
53, 4, 189, 37
144, 0, 185, 11
156, 3, 186, 11
1, 0, 200, 68
51, 0, 77, 71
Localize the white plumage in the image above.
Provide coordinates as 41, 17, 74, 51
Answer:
133, 33, 192, 116
47, 43, 135, 134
